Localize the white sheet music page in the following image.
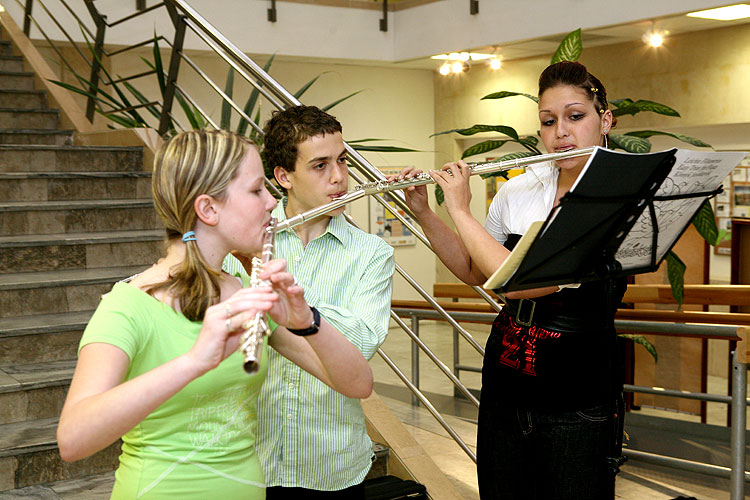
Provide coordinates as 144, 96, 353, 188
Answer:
615, 149, 748, 270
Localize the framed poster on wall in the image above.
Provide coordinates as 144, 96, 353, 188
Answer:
369, 168, 416, 246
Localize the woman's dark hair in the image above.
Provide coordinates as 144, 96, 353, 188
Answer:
538, 61, 617, 127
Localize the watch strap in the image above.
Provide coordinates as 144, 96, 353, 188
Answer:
287, 306, 320, 336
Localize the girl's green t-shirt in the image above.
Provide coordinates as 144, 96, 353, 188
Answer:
80, 282, 270, 499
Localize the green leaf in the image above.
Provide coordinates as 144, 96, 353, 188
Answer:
610, 98, 634, 108
624, 130, 711, 148
174, 92, 203, 130
238, 54, 275, 136
691, 199, 720, 245
550, 28, 582, 64
122, 80, 161, 121
481, 91, 538, 103
435, 185, 444, 205
294, 71, 332, 99
461, 139, 511, 159
152, 33, 166, 97
612, 100, 680, 118
665, 251, 686, 306
608, 133, 651, 153
432, 124, 520, 140
221, 67, 235, 129
321, 90, 364, 112
618, 334, 658, 362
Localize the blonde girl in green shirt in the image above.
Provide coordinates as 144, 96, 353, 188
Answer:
56, 129, 373, 499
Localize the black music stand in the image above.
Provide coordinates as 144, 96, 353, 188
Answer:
483, 146, 742, 491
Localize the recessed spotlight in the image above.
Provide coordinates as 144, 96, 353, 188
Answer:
687, 4, 750, 20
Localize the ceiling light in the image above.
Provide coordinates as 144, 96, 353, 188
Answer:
439, 63, 451, 75
451, 62, 464, 74
431, 52, 495, 61
642, 21, 667, 48
489, 58, 502, 70
687, 4, 750, 20
647, 32, 663, 47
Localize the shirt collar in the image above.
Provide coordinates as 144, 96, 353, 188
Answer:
272, 199, 348, 246
527, 160, 559, 190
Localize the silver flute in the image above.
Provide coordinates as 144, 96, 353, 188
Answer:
270, 147, 596, 233
239, 218, 277, 374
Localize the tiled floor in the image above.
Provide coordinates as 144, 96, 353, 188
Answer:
371, 320, 747, 499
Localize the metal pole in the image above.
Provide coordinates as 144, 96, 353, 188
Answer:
410, 314, 419, 407
159, 3, 186, 135
23, 0, 34, 36
730, 349, 747, 499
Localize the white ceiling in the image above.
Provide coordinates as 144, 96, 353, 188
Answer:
393, 12, 750, 70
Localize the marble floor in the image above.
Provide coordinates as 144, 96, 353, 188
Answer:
370, 319, 749, 499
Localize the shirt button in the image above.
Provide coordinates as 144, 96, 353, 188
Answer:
287, 414, 293, 420
289, 382, 295, 389
295, 256, 301, 262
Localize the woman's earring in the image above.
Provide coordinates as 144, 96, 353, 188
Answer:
603, 134, 609, 149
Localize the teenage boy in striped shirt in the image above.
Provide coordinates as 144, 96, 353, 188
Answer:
223, 105, 395, 499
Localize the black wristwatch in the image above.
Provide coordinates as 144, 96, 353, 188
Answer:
287, 306, 321, 336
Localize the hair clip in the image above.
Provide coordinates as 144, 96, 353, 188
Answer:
599, 109, 605, 114
590, 87, 599, 93
182, 230, 197, 242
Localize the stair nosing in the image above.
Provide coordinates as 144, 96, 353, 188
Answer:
0, 265, 146, 291
0, 199, 153, 211
0, 229, 163, 247
0, 128, 72, 134
0, 70, 35, 76
0, 107, 59, 113
0, 310, 94, 337
0, 144, 142, 151
0, 171, 151, 179
0, 416, 59, 457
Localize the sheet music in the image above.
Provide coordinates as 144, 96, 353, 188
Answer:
615, 150, 747, 270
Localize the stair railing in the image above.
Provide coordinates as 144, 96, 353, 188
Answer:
12, 0, 500, 464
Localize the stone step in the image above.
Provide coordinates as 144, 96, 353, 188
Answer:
0, 89, 46, 110
0, 417, 120, 492
0, 108, 58, 129
0, 470, 115, 498
0, 145, 144, 172
0, 229, 163, 273
0, 266, 145, 318
0, 40, 12, 57
0, 171, 152, 202
0, 199, 161, 236
0, 56, 24, 73
0, 311, 92, 365
0, 129, 72, 145
0, 71, 35, 90
0, 359, 75, 425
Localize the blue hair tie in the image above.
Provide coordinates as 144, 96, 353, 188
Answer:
182, 230, 197, 242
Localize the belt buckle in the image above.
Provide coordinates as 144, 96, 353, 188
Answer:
515, 298, 535, 327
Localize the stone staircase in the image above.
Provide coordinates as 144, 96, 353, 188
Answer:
0, 33, 393, 498
0, 34, 164, 497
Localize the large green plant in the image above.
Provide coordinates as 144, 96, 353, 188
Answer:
434, 28, 725, 308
